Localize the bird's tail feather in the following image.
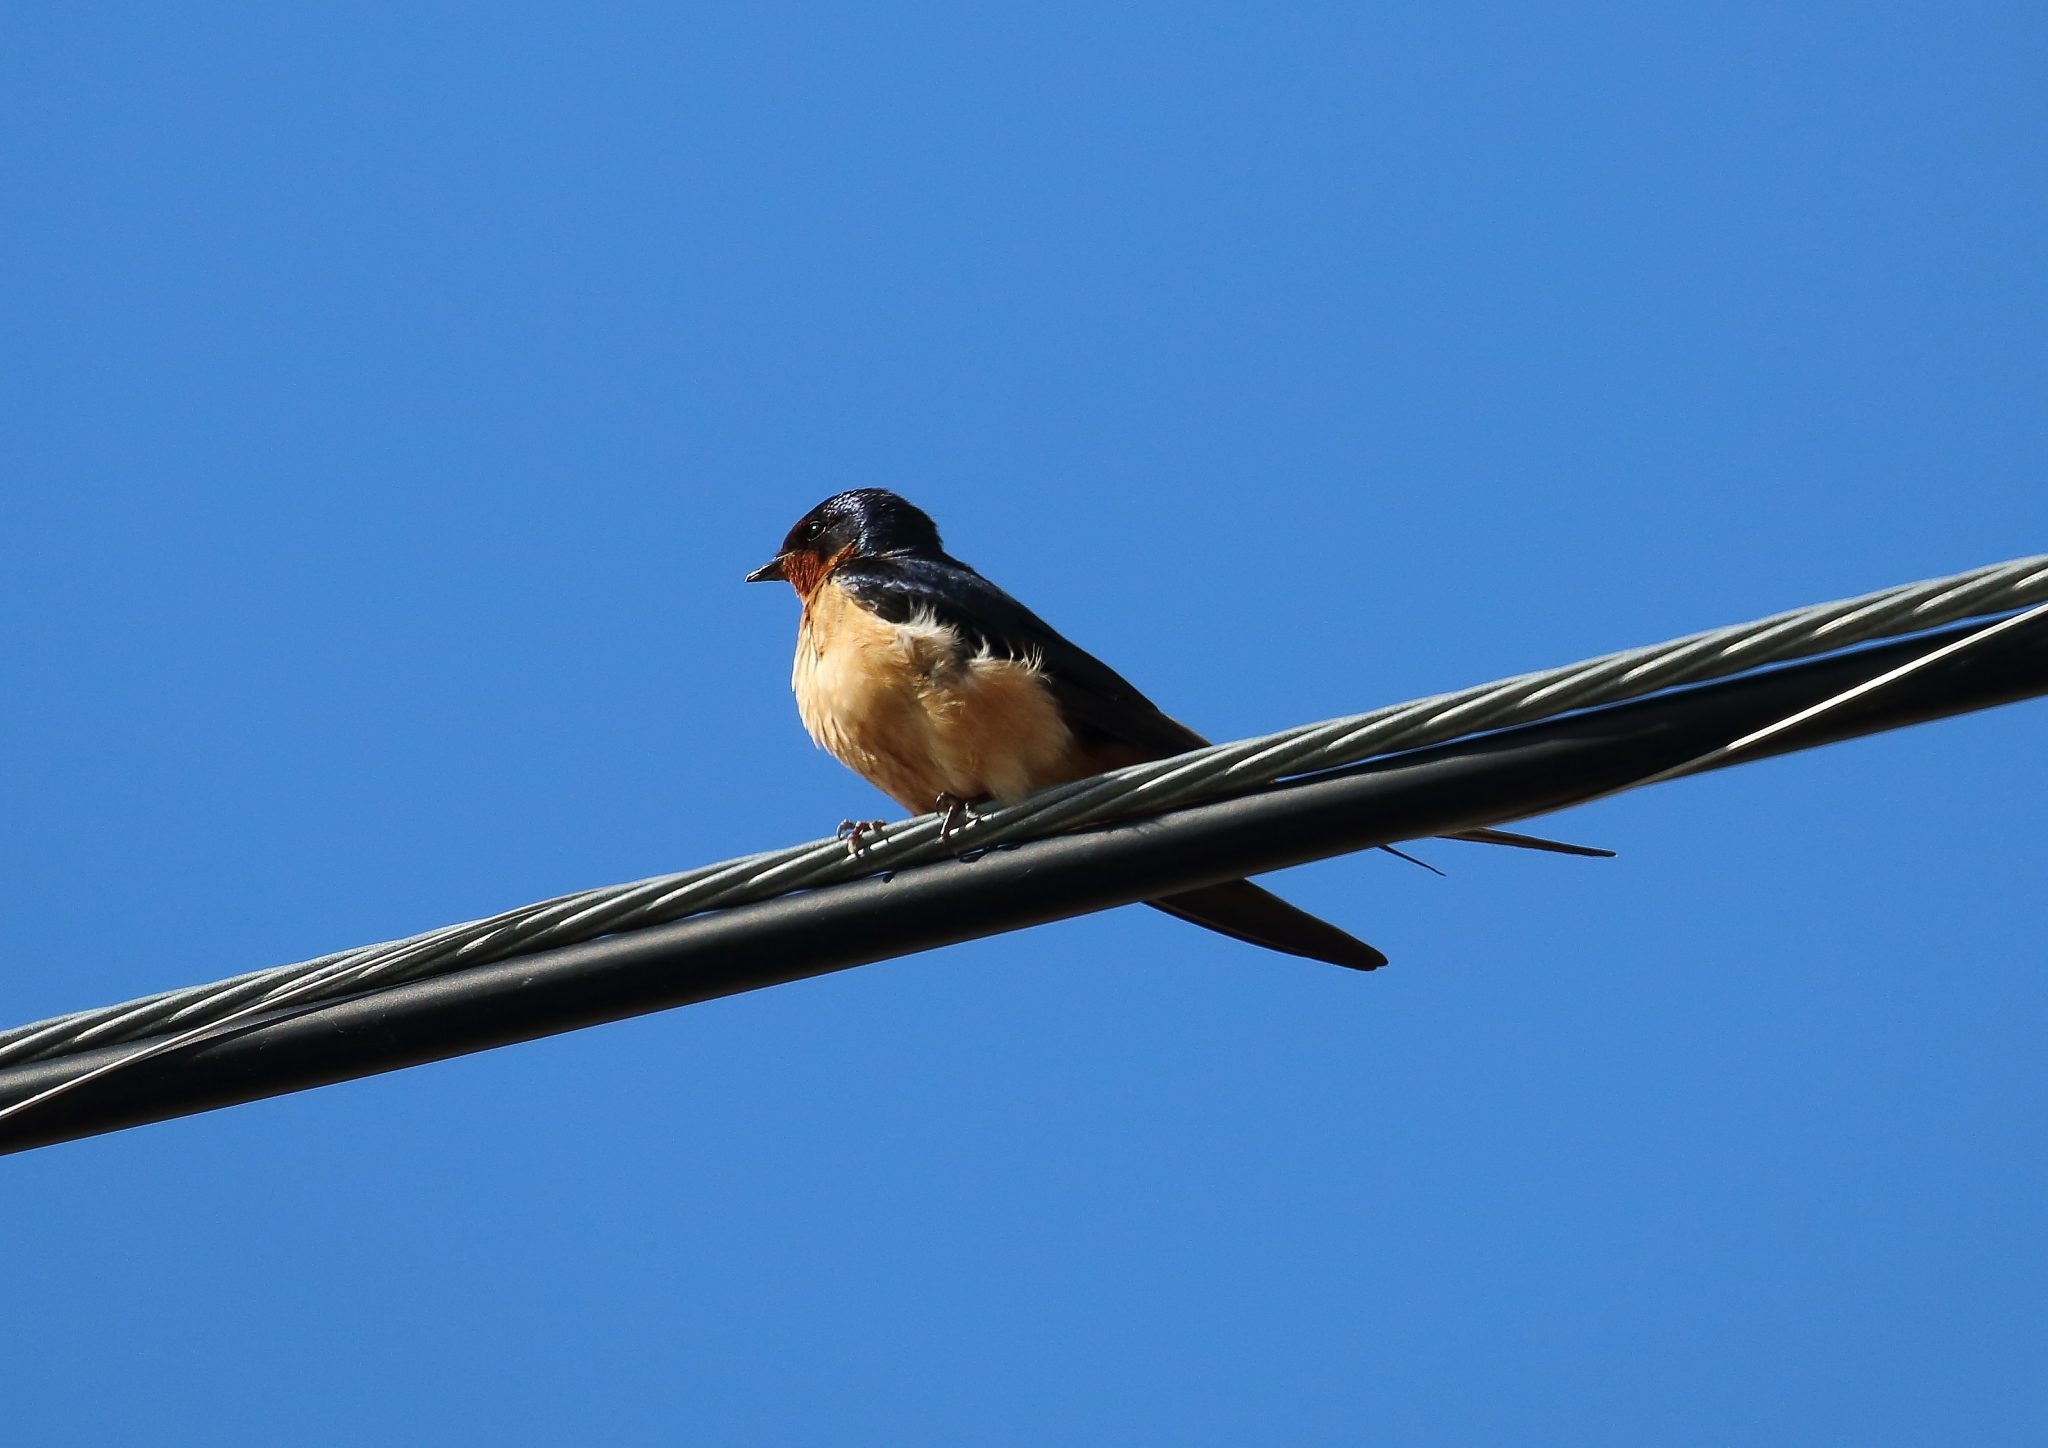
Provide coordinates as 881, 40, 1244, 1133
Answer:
1143, 829, 1607, 971
1443, 826, 1615, 857
1148, 880, 1388, 971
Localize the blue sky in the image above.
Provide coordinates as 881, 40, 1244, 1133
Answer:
3, 3, 2044, 1442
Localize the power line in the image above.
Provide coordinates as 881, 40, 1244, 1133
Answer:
1, 563, 2044, 1154
6, 552, 2043, 1072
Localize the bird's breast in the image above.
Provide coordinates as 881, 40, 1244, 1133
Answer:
793, 580, 1079, 812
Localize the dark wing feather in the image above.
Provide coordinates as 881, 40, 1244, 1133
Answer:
832, 554, 1207, 758
1149, 881, 1387, 970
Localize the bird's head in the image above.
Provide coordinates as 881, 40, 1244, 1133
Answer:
745, 489, 943, 595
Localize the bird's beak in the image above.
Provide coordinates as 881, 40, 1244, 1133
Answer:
745, 556, 787, 584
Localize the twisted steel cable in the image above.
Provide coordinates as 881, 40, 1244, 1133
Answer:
4, 551, 2044, 1071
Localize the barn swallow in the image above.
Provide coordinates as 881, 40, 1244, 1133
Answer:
748, 489, 1607, 971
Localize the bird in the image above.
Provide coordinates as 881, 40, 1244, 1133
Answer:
747, 489, 1607, 971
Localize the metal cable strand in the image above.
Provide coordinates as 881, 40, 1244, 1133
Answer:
5, 552, 2045, 1069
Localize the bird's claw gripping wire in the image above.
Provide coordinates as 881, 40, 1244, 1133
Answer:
836, 819, 888, 856
934, 793, 981, 839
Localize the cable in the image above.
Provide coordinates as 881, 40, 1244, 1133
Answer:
2, 551, 2044, 1074
2, 608, 2043, 1154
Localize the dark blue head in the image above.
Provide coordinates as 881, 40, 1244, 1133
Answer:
746, 489, 944, 592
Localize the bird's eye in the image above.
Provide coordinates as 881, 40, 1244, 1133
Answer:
802, 519, 823, 540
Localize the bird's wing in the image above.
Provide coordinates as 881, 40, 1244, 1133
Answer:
832, 554, 1393, 971
832, 554, 1208, 759
1148, 880, 1386, 970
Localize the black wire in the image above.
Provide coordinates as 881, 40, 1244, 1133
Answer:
2, 614, 2043, 1156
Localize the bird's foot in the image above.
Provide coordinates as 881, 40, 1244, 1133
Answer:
933, 792, 983, 838
837, 819, 889, 856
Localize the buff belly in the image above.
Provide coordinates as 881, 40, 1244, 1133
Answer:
793, 581, 1079, 813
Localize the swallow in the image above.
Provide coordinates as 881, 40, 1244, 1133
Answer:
748, 489, 1608, 971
